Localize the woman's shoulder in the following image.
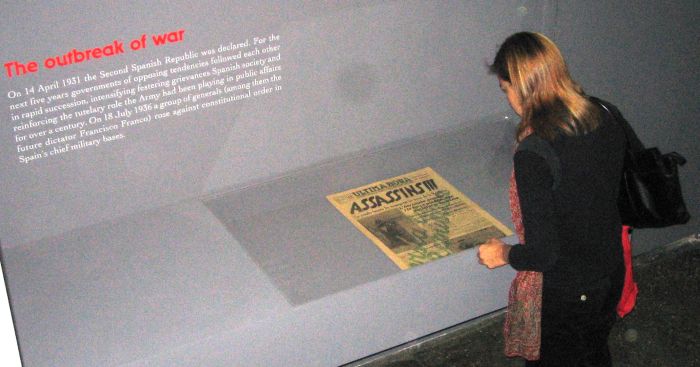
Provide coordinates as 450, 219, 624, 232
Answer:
516, 134, 562, 189
517, 134, 554, 154
586, 96, 624, 128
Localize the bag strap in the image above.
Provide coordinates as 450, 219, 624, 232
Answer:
594, 97, 686, 166
516, 135, 561, 190
590, 97, 645, 152
595, 99, 632, 150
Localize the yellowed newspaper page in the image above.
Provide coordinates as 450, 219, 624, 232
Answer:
327, 167, 513, 269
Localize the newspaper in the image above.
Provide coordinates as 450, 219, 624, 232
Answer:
327, 167, 513, 269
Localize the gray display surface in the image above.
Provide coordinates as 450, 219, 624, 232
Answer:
203, 119, 516, 306
2, 1, 698, 366
3, 121, 518, 367
1, 2, 534, 366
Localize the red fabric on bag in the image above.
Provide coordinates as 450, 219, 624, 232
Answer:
617, 225, 638, 317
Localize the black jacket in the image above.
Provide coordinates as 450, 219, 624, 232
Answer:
508, 98, 636, 290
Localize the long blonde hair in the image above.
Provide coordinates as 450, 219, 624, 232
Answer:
490, 32, 599, 141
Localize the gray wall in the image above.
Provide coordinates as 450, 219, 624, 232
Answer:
0, 0, 532, 247
0, 1, 698, 366
552, 0, 700, 253
0, 2, 539, 366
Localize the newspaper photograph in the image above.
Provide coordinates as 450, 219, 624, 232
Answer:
327, 167, 513, 269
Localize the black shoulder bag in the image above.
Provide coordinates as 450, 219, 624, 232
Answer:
597, 100, 691, 228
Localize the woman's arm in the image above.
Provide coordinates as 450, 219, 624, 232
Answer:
507, 150, 561, 272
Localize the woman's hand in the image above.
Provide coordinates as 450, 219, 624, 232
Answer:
477, 238, 511, 269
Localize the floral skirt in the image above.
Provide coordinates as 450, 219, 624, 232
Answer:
504, 270, 542, 361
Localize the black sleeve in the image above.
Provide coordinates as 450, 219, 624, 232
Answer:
508, 150, 561, 272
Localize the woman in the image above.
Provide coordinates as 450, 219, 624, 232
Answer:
477, 32, 627, 366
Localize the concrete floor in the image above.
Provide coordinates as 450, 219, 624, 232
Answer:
347, 236, 700, 367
